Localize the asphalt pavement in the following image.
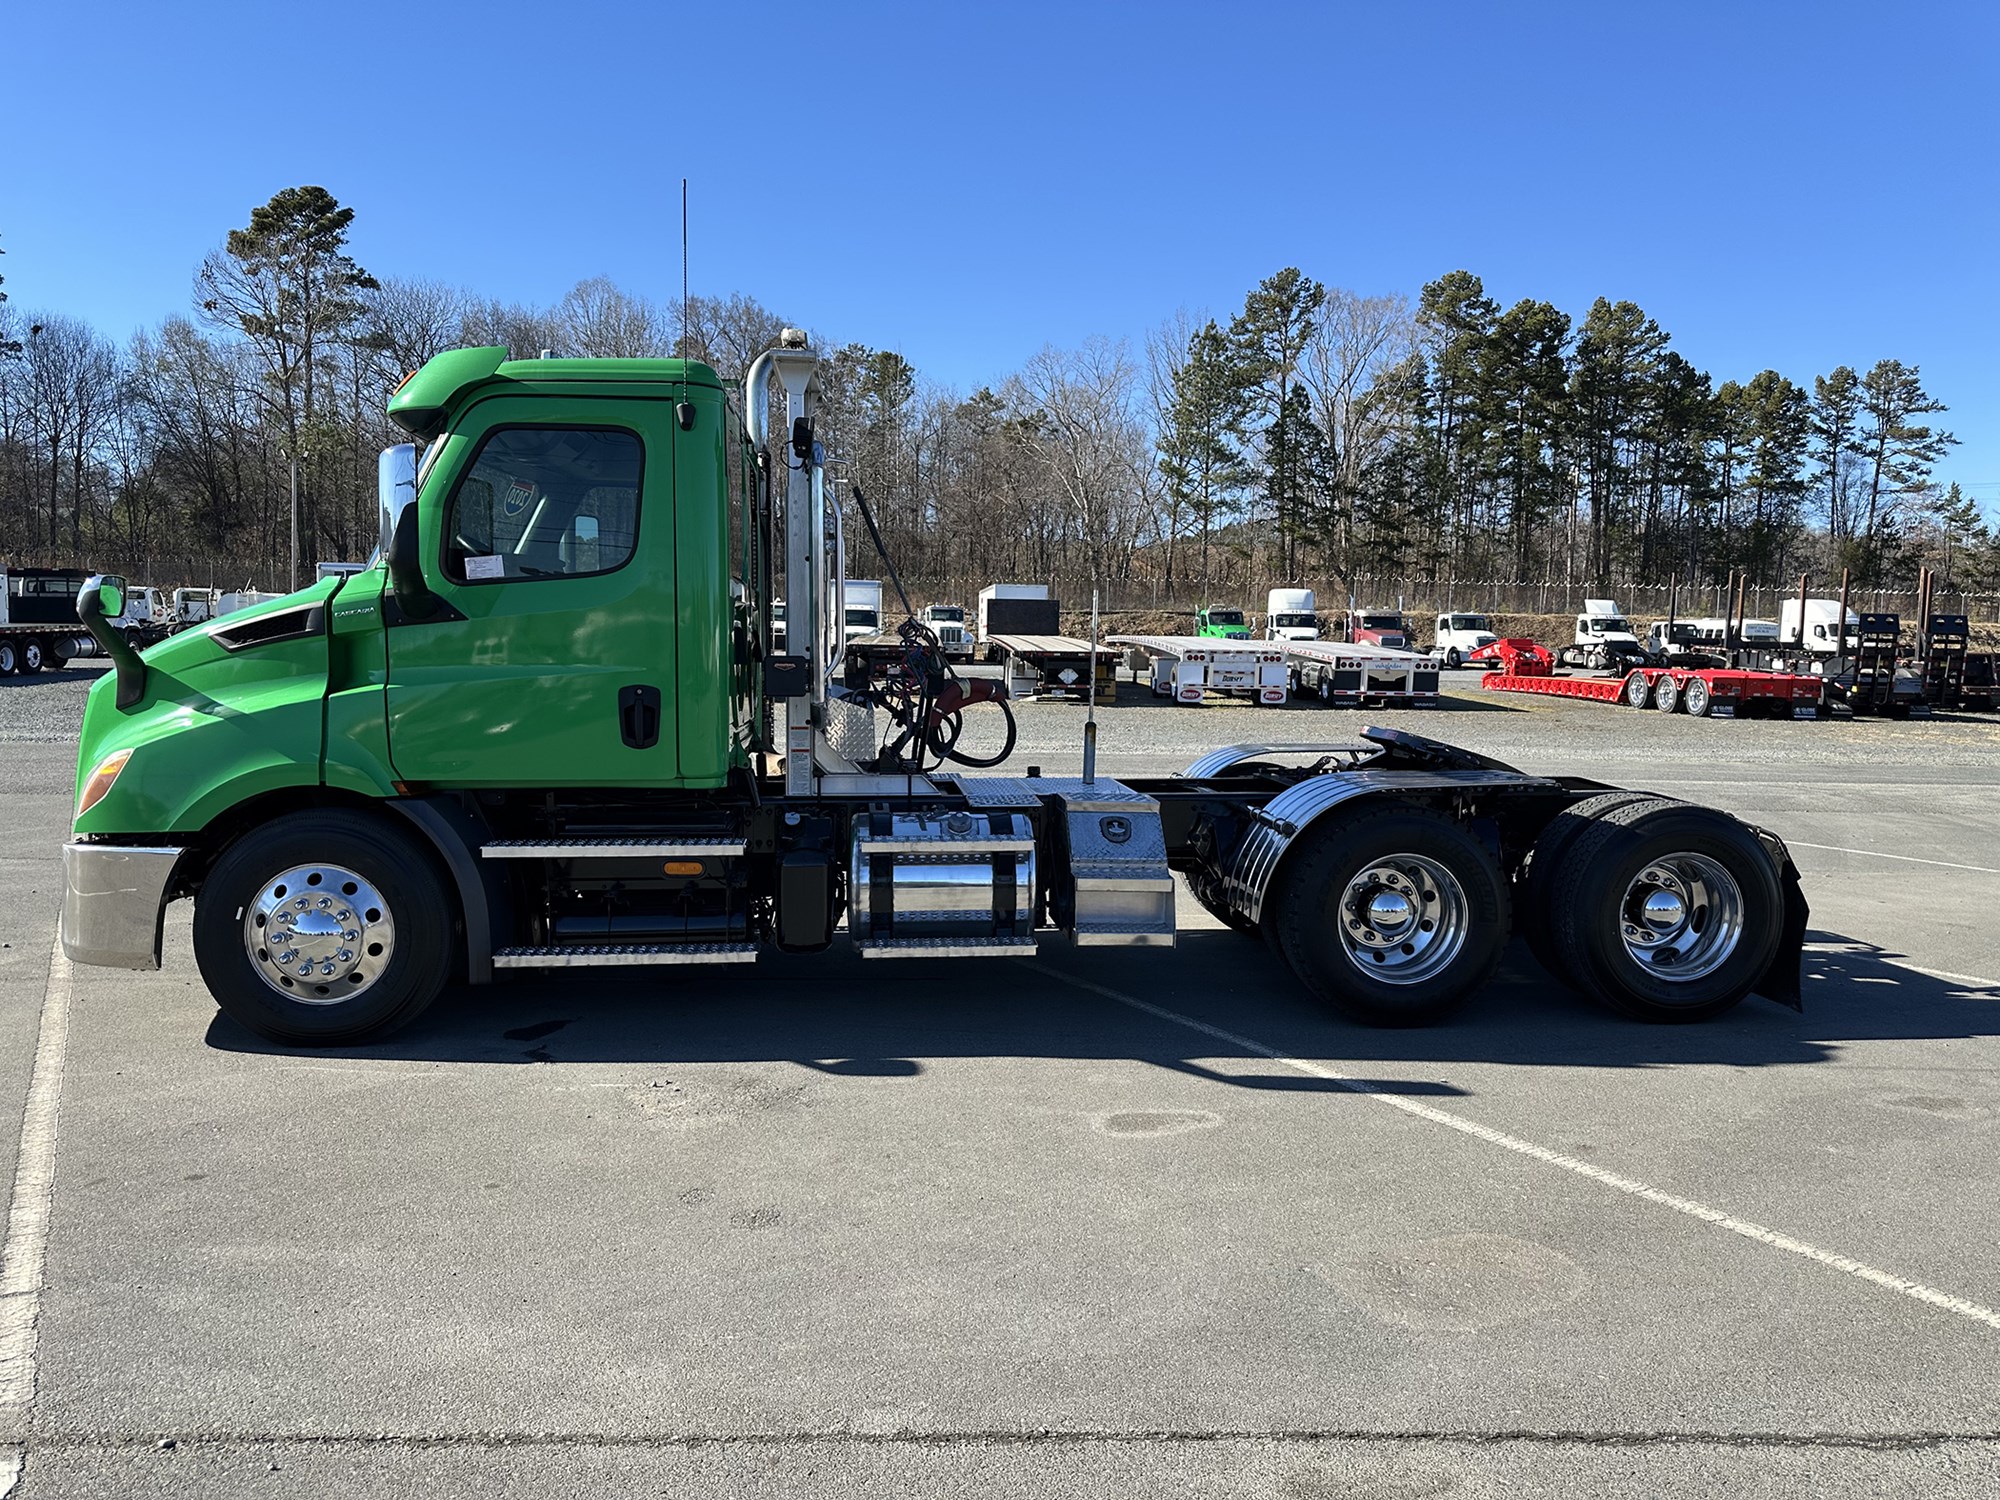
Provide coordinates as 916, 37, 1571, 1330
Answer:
2, 664, 1998, 1496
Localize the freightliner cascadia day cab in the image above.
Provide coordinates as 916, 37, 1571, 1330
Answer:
61, 334, 1808, 1045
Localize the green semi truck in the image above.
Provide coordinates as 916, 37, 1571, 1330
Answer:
61, 333, 1806, 1044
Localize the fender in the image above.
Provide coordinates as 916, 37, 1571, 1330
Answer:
386, 796, 502, 985
1224, 768, 1559, 924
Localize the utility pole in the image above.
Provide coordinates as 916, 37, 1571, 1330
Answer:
288, 450, 307, 591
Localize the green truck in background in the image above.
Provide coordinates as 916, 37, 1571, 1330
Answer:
60, 333, 1808, 1045
1195, 606, 1251, 640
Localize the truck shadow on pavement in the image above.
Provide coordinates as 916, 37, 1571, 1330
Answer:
205, 928, 2000, 1085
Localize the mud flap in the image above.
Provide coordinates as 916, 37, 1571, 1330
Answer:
1752, 831, 1807, 1010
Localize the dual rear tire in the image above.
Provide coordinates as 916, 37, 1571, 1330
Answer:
1269, 794, 1782, 1027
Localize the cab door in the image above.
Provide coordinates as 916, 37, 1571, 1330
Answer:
384, 397, 679, 787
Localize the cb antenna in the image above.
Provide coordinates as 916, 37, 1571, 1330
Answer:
680, 178, 690, 355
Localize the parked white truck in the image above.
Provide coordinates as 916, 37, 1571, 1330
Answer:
1562, 599, 1654, 671
1264, 588, 1320, 642
977, 583, 1054, 649
1433, 612, 1498, 668
1778, 599, 1860, 655
842, 579, 884, 643
919, 603, 974, 661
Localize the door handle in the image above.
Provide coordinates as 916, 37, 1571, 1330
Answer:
618, 684, 661, 749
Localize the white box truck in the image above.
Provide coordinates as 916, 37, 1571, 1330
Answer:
977, 584, 1055, 648
1778, 599, 1860, 655
1264, 588, 1320, 642
842, 579, 884, 642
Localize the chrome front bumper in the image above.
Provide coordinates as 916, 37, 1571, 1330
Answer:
61, 842, 184, 970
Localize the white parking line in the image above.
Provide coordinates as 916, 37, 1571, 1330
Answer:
1028, 963, 2000, 1334
1782, 841, 2000, 876
0, 937, 76, 1492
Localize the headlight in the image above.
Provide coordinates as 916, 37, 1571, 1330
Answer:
76, 747, 134, 820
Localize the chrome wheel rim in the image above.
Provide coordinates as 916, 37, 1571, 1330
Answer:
1335, 853, 1469, 985
1624, 673, 1650, 707
1685, 679, 1710, 715
1653, 677, 1678, 710
242, 863, 395, 1004
1617, 853, 1742, 982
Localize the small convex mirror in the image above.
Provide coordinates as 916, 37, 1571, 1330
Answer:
571, 514, 600, 573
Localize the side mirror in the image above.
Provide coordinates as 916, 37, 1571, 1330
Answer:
76, 574, 147, 710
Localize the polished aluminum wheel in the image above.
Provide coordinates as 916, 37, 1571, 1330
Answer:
242, 863, 395, 1004
1683, 676, 1712, 716
1335, 853, 1469, 985
1624, 672, 1651, 707
1618, 854, 1742, 982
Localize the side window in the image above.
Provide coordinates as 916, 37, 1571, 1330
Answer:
442, 425, 643, 583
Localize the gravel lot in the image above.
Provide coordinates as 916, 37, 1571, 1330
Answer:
3, 661, 2000, 1496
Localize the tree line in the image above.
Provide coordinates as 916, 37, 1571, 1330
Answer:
2, 187, 1991, 606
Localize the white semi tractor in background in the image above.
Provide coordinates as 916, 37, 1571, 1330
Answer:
1264, 588, 1320, 641
1433, 612, 1498, 668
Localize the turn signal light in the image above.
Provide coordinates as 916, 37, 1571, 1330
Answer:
76, 747, 133, 820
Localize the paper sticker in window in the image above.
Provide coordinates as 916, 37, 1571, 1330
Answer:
464, 554, 505, 580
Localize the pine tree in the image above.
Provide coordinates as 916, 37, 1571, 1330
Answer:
1231, 269, 1326, 575
1158, 322, 1254, 588
1852, 359, 1956, 583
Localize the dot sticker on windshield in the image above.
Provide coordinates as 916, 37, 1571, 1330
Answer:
465, 554, 504, 580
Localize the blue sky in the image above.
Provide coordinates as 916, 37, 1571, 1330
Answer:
6, 0, 1997, 504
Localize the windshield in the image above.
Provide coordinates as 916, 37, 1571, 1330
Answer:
1587, 617, 1631, 634
845, 608, 879, 628
927, 606, 964, 622
1359, 614, 1403, 630
1448, 615, 1489, 632
1206, 609, 1244, 625
1273, 613, 1315, 628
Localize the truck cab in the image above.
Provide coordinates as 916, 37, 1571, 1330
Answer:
1432, 612, 1495, 667
1565, 600, 1651, 670
1196, 606, 1251, 640
919, 603, 972, 660
1263, 589, 1319, 642
1339, 609, 1410, 652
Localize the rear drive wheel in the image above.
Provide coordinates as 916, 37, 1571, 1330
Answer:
1651, 675, 1680, 711
1623, 671, 1651, 707
1683, 676, 1712, 717
1273, 807, 1508, 1026
1519, 792, 1670, 982
194, 810, 456, 1045
20, 640, 44, 675
1549, 800, 1781, 1022
0, 640, 16, 677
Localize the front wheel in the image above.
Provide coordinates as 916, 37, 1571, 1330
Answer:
0, 640, 16, 677
1445, 648, 1462, 669
193, 810, 456, 1045
1548, 800, 1782, 1022
1273, 807, 1509, 1026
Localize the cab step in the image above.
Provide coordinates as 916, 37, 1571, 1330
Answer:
852, 934, 1039, 959
492, 942, 759, 968
481, 837, 746, 859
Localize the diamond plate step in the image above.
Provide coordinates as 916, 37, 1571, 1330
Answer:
481, 837, 745, 859
852, 934, 1039, 959
492, 942, 758, 968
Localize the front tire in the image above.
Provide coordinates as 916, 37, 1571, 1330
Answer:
1445, 648, 1462, 669
1273, 807, 1509, 1026
194, 810, 456, 1045
1548, 800, 1782, 1022
0, 640, 16, 677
